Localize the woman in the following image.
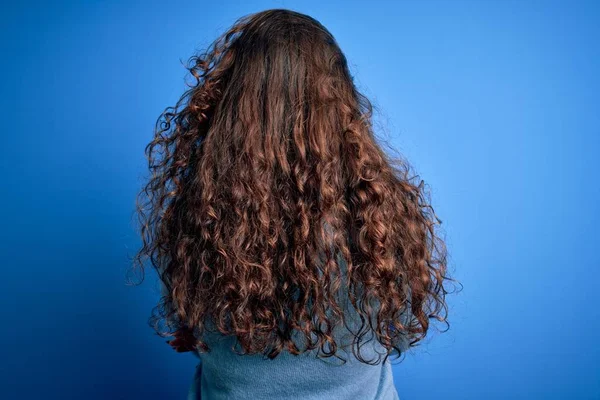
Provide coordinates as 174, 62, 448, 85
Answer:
132, 8, 456, 399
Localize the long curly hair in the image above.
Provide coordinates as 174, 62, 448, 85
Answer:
130, 8, 459, 365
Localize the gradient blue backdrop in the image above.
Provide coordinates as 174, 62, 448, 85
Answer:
2, 0, 599, 399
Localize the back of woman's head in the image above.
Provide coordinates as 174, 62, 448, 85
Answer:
132, 8, 457, 364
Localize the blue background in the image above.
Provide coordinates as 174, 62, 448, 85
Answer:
2, 0, 599, 398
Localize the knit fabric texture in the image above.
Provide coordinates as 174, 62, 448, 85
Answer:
186, 339, 400, 400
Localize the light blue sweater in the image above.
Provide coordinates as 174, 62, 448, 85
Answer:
183, 222, 407, 399
186, 330, 400, 400
184, 254, 406, 399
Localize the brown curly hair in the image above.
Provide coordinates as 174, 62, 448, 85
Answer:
129, 8, 459, 365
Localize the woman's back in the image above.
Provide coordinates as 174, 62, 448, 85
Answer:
187, 250, 405, 399
189, 326, 399, 400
